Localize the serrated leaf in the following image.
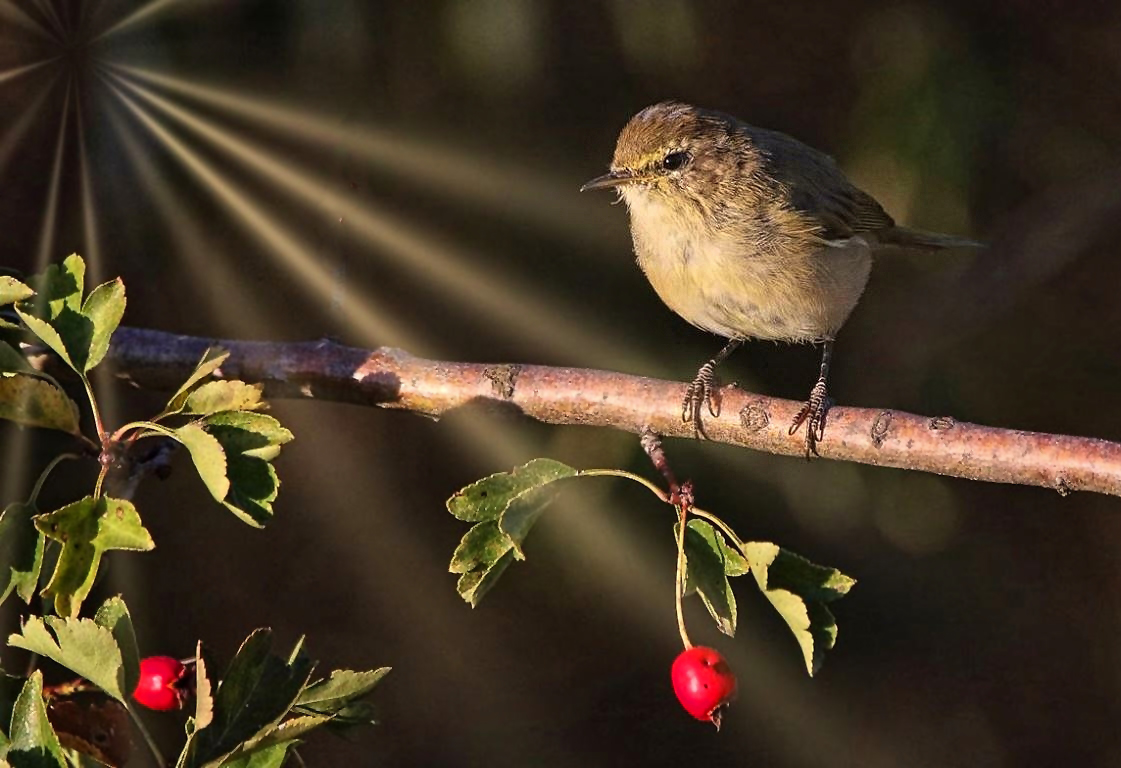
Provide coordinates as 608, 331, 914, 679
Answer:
681, 520, 737, 637
7, 614, 128, 702
179, 630, 314, 768
176, 423, 231, 502
294, 668, 388, 727
15, 312, 76, 371
34, 497, 155, 618
184, 381, 265, 416
446, 459, 576, 522
165, 349, 230, 416
193, 642, 215, 732
0, 502, 46, 606
216, 741, 291, 768
26, 255, 84, 317
498, 484, 564, 559
203, 413, 292, 527
295, 668, 389, 714
449, 521, 515, 576
7, 671, 66, 767
0, 277, 34, 306
93, 598, 139, 699
0, 374, 81, 434
455, 549, 516, 608
78, 280, 125, 373
743, 542, 856, 676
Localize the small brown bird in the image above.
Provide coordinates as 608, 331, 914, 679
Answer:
582, 102, 980, 455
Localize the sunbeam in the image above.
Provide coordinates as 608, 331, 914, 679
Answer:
0, 0, 58, 42
103, 98, 274, 339
102, 68, 652, 370
92, 0, 222, 44
34, 74, 72, 270
0, 59, 54, 87
102, 77, 428, 352
0, 71, 59, 176
104, 63, 615, 249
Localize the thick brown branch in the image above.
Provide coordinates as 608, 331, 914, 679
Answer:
104, 327, 1121, 498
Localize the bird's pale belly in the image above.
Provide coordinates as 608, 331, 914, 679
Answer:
635, 236, 872, 344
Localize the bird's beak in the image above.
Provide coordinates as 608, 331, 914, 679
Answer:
580, 170, 636, 192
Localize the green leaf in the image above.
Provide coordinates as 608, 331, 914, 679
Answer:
204, 413, 293, 527
7, 613, 129, 702
184, 381, 265, 416
176, 423, 231, 502
93, 597, 140, 699
0, 374, 81, 434
25, 255, 84, 318
681, 520, 737, 637
743, 542, 856, 676
78, 279, 125, 372
294, 667, 388, 728
14, 312, 77, 371
6, 672, 65, 767
446, 459, 576, 522
34, 497, 155, 618
164, 349, 231, 416
0, 277, 34, 307
216, 742, 292, 768
179, 631, 315, 768
451, 527, 517, 608
192, 642, 215, 732
0, 502, 45, 606
295, 668, 389, 715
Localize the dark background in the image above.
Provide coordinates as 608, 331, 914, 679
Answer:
3, 1, 1121, 765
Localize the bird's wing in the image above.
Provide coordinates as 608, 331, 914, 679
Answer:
752, 127, 895, 242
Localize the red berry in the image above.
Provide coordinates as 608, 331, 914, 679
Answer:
671, 646, 737, 728
133, 656, 187, 711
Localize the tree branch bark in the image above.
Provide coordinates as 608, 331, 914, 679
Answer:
101, 327, 1121, 498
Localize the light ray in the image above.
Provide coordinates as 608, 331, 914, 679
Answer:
103, 77, 427, 352
34, 75, 72, 270
0, 0, 59, 42
104, 69, 651, 370
103, 96, 273, 339
0, 71, 71, 513
93, 0, 220, 43
75, 83, 120, 427
0, 59, 55, 87
104, 63, 616, 249
29, 0, 64, 40
0, 71, 59, 175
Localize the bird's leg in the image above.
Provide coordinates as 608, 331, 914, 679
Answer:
789, 339, 834, 457
682, 338, 744, 435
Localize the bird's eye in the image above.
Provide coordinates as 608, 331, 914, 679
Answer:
662, 150, 691, 171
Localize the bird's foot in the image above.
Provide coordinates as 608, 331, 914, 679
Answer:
789, 380, 831, 458
682, 362, 722, 438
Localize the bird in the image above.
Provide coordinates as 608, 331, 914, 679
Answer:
582, 101, 981, 455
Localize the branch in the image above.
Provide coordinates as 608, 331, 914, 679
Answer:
98, 327, 1121, 498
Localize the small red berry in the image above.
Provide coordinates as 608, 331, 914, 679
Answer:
671, 646, 737, 728
133, 656, 187, 711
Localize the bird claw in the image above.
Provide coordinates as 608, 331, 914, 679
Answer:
682, 364, 721, 438
789, 380, 831, 458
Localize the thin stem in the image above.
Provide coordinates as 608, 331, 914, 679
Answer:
27, 453, 82, 506
577, 468, 670, 502
674, 502, 692, 650
111, 420, 181, 444
126, 701, 167, 767
80, 373, 104, 441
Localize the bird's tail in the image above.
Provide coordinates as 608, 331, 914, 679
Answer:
881, 226, 985, 250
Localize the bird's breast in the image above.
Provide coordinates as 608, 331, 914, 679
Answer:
624, 192, 872, 343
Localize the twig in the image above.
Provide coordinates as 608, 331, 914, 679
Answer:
81, 327, 1121, 498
